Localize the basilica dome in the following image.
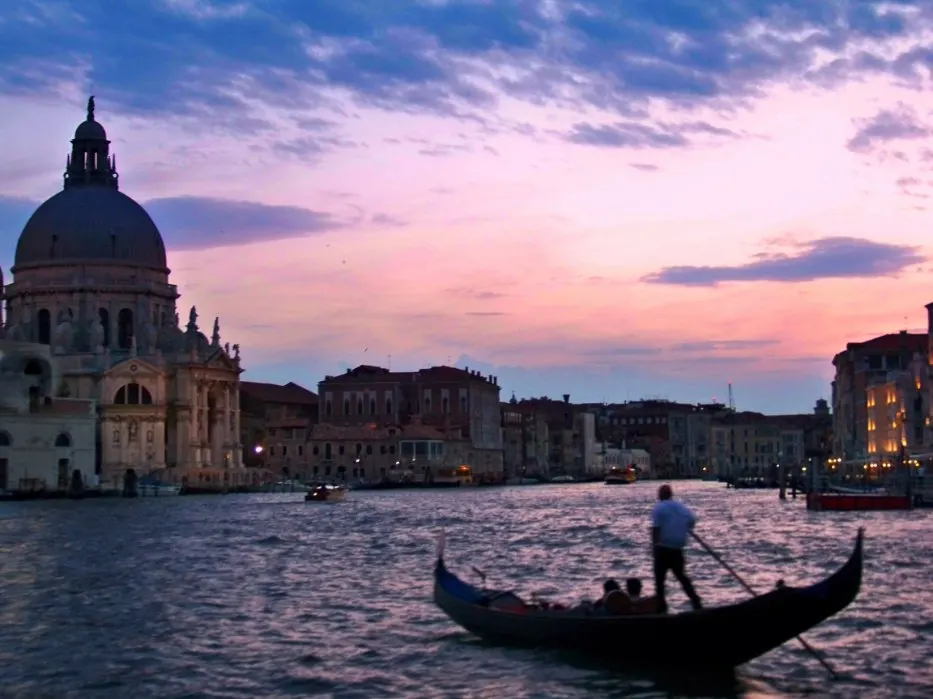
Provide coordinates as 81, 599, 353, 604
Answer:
13, 97, 168, 272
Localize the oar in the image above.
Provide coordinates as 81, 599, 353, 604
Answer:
690, 531, 840, 680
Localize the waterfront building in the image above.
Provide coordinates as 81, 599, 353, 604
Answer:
709, 412, 807, 479
511, 395, 597, 477
589, 443, 651, 478
0, 98, 245, 492
239, 381, 318, 473
316, 364, 503, 481
501, 396, 550, 479
0, 340, 96, 492
591, 400, 718, 477
832, 330, 926, 463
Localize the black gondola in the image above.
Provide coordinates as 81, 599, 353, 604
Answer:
433, 528, 863, 670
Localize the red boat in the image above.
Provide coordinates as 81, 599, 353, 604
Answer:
807, 492, 911, 511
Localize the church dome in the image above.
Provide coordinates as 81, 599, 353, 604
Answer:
15, 188, 167, 270
12, 96, 168, 272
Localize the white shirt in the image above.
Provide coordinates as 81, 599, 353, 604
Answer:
651, 499, 696, 549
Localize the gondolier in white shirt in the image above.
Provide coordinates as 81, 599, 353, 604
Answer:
651, 484, 703, 613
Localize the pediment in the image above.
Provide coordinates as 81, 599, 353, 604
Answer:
203, 348, 240, 373
105, 357, 164, 380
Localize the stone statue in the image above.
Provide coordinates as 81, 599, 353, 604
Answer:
146, 321, 158, 353
211, 317, 220, 346
53, 311, 74, 354
89, 317, 104, 353
87, 95, 95, 120
187, 306, 198, 332
224, 342, 230, 355
232, 343, 240, 360
128, 420, 138, 441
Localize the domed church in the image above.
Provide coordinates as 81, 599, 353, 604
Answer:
0, 97, 245, 489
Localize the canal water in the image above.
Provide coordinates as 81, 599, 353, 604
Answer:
0, 482, 929, 698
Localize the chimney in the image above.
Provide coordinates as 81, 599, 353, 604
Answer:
563, 393, 570, 404
464, 365, 469, 373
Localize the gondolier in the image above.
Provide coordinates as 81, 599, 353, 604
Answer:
651, 484, 703, 613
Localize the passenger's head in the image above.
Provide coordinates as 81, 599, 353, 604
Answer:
625, 578, 642, 597
603, 578, 620, 594
658, 484, 673, 501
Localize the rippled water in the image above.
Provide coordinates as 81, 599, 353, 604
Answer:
0, 482, 930, 699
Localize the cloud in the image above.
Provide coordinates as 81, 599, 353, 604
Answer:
565, 121, 740, 149
2, 0, 931, 136
144, 197, 343, 250
846, 104, 932, 153
643, 237, 925, 287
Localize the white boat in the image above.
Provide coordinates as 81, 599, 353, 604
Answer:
138, 482, 181, 496
826, 484, 887, 495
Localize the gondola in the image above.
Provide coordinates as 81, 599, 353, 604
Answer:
433, 528, 863, 670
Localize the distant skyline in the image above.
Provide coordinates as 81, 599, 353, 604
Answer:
2, 1, 933, 413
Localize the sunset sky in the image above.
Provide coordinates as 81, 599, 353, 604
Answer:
2, 0, 933, 413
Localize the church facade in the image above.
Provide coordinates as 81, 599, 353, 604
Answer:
0, 97, 246, 491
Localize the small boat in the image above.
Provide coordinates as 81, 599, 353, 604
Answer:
305, 484, 347, 502
137, 478, 181, 496
605, 465, 636, 485
826, 484, 887, 495
431, 465, 474, 487
807, 492, 909, 511
433, 529, 863, 670
549, 475, 575, 483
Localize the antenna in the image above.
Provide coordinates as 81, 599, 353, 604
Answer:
727, 382, 736, 411
387, 354, 392, 370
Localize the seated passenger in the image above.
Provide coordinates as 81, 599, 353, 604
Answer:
594, 578, 621, 608
625, 577, 661, 614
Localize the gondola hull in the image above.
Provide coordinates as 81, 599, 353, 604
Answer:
433, 529, 863, 669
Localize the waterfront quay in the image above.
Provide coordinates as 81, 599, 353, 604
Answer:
0, 481, 930, 699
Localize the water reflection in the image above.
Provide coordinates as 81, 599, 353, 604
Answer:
0, 483, 930, 698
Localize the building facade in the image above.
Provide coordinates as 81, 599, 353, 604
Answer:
316, 364, 504, 481
0, 341, 96, 492
0, 98, 245, 491
239, 381, 318, 473
832, 331, 927, 462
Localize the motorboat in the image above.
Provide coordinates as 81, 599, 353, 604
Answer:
305, 484, 347, 502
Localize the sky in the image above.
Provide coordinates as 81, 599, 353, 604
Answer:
1, 0, 933, 414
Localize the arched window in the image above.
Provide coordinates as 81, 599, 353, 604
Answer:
55, 433, 71, 448
324, 443, 332, 459
424, 397, 431, 411
370, 398, 376, 415
312, 445, 320, 456
37, 309, 51, 344
343, 398, 350, 415
355, 443, 362, 455
99, 308, 110, 347
380, 445, 387, 454
325, 400, 332, 417
365, 444, 373, 455
442, 397, 449, 414
117, 308, 134, 349
356, 399, 363, 415
114, 382, 153, 405
0, 431, 11, 447
460, 396, 467, 412
386, 398, 393, 414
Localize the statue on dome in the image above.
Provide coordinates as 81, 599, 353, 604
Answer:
87, 95, 95, 120
53, 310, 74, 354
187, 306, 198, 333
89, 316, 105, 354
